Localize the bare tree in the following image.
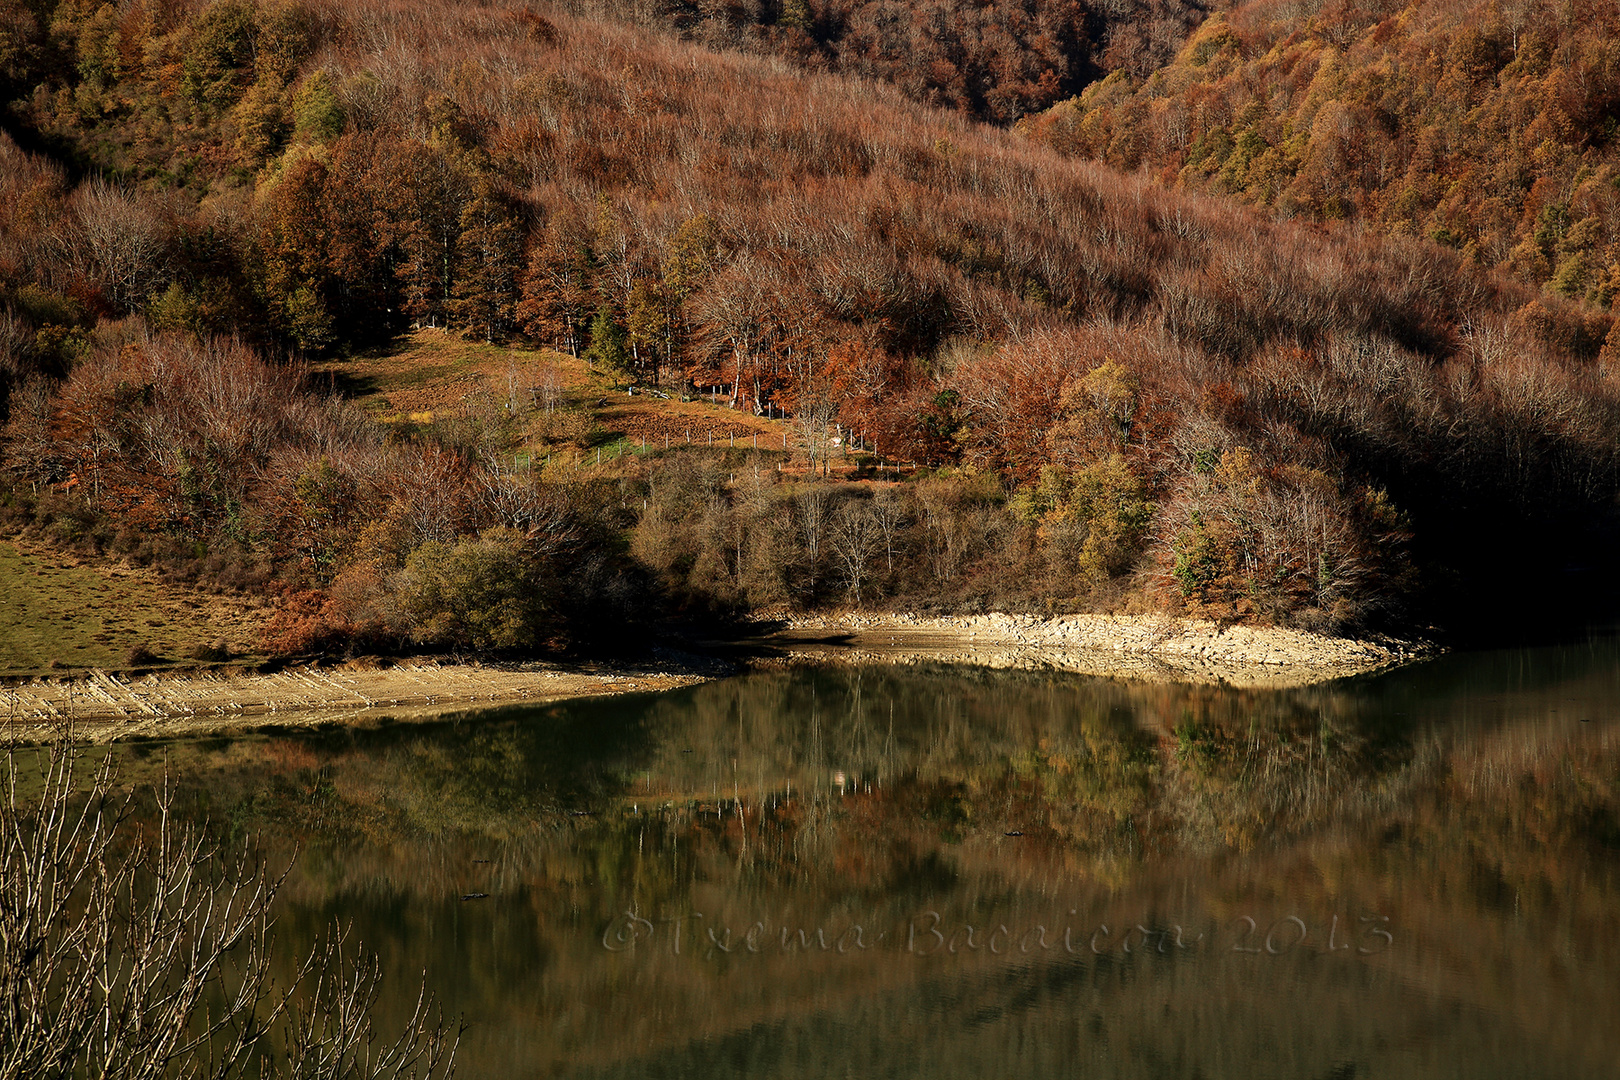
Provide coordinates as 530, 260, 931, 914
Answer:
499, 359, 535, 418
690, 256, 768, 412
476, 452, 581, 556
400, 447, 469, 545
796, 485, 831, 597
870, 487, 906, 573
74, 181, 167, 314
533, 355, 562, 414
915, 482, 972, 583
829, 501, 882, 603
794, 379, 838, 477
0, 309, 32, 374
1, 734, 460, 1080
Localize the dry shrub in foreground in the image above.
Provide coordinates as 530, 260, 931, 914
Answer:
0, 735, 460, 1080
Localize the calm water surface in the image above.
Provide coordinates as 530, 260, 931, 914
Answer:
139, 633, 1620, 1079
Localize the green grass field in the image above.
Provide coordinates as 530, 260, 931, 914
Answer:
0, 543, 267, 678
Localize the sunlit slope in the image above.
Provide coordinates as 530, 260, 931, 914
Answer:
3, 0, 1618, 633
0, 541, 270, 676
1022, 0, 1620, 311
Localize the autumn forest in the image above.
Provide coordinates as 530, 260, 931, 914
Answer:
2, 0, 1619, 659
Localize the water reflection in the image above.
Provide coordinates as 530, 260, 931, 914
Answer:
131, 632, 1620, 1079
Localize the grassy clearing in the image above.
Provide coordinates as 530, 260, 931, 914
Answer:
312, 329, 595, 416
313, 329, 857, 475
0, 542, 271, 679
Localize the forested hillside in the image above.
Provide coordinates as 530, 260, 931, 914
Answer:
1, 0, 1617, 660
555, 0, 1208, 123
1021, 0, 1620, 308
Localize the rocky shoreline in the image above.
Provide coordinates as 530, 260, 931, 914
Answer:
1, 613, 1435, 741
765, 612, 1433, 687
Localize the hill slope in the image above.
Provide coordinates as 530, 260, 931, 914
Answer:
1, 0, 1617, 653
1021, 0, 1620, 309
551, 0, 1209, 123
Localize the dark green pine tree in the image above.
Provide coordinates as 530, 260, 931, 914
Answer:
582, 303, 630, 374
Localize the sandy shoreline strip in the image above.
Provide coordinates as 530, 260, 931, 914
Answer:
1, 659, 713, 742
2, 613, 1434, 740
767, 612, 1432, 688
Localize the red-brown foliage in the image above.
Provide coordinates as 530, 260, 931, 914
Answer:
3, 0, 1618, 639
1022, 0, 1620, 309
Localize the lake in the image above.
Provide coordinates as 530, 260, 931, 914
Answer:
136, 632, 1620, 1079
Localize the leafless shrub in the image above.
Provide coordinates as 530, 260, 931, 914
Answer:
188, 639, 231, 662
0, 736, 460, 1080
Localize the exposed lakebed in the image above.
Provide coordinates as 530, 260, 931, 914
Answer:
126, 629, 1620, 1079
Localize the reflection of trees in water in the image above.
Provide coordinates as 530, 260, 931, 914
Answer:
136, 657, 1620, 1079
131, 666, 1463, 898
139, 659, 1616, 896
634, 666, 1426, 863
133, 695, 663, 841
1148, 682, 1425, 852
